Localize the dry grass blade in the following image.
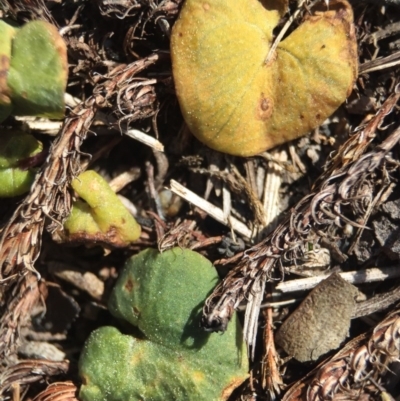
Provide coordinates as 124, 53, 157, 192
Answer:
32, 381, 79, 401
261, 308, 285, 400
282, 306, 400, 400
359, 50, 400, 74
0, 359, 69, 398
202, 84, 400, 356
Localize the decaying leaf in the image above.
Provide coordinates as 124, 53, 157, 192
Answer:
171, 0, 358, 156
275, 272, 359, 362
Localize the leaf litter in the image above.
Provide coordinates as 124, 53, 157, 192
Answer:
0, 1, 399, 400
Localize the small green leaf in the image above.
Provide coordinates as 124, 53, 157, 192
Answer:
64, 170, 141, 246
0, 130, 42, 168
7, 20, 67, 118
0, 20, 18, 122
0, 130, 42, 197
0, 167, 37, 197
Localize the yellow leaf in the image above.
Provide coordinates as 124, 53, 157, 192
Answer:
171, 0, 357, 157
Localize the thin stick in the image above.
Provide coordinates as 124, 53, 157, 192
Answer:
275, 266, 400, 293
265, 0, 306, 64
125, 129, 164, 151
169, 180, 253, 238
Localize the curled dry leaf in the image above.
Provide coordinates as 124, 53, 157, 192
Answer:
171, 0, 358, 156
282, 306, 400, 401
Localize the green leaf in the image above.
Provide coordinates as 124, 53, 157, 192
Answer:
64, 170, 141, 246
0, 167, 36, 197
80, 248, 248, 401
0, 130, 42, 197
0, 130, 42, 168
0, 20, 18, 122
7, 20, 67, 118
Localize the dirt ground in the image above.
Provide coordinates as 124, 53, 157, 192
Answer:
0, 0, 400, 400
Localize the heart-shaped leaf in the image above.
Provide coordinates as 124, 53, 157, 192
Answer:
171, 0, 357, 156
80, 248, 248, 401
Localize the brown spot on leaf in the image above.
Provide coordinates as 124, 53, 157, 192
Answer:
257, 94, 273, 120
202, 2, 210, 11
124, 278, 134, 292
81, 374, 88, 385
0, 55, 11, 99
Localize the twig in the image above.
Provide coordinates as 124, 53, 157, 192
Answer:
275, 266, 400, 293
261, 307, 285, 399
265, 0, 306, 64
359, 50, 400, 74
108, 168, 141, 192
262, 150, 287, 232
169, 180, 253, 239
124, 128, 164, 151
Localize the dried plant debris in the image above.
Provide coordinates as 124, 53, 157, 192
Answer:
0, 1, 399, 400
0, 359, 69, 399
0, 3, 167, 396
32, 381, 79, 401
276, 272, 359, 362
0, 53, 160, 363
202, 85, 400, 351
